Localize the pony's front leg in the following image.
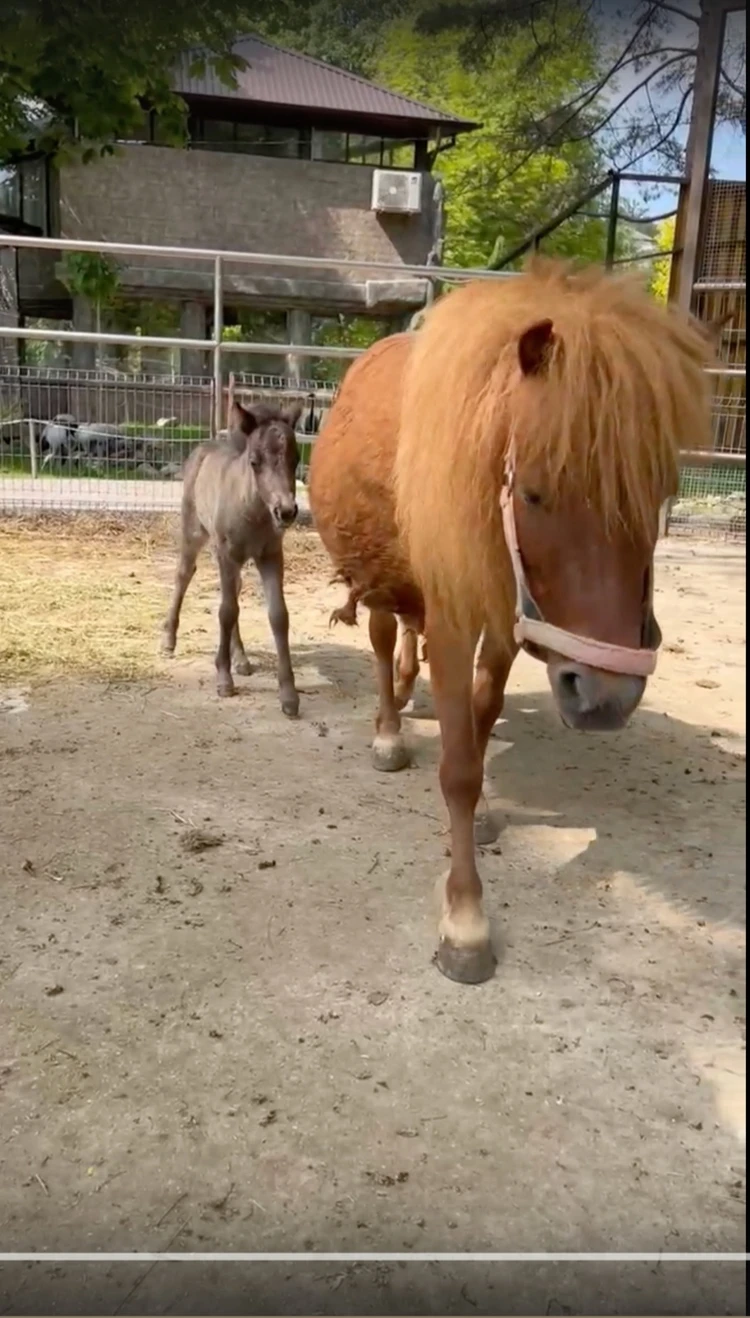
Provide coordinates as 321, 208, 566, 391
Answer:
427, 618, 495, 984
256, 548, 300, 719
369, 609, 410, 771
472, 629, 516, 847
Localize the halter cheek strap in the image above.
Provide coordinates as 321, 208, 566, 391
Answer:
500, 451, 661, 679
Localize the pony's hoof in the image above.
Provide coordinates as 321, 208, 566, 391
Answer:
160, 633, 175, 657
371, 734, 410, 772
474, 810, 500, 847
233, 657, 254, 677
434, 937, 497, 985
217, 679, 236, 698
281, 694, 300, 719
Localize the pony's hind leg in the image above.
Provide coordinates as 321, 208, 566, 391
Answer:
426, 615, 495, 984
394, 620, 421, 711
369, 609, 410, 772
472, 630, 515, 847
256, 548, 300, 718
161, 517, 207, 656
230, 576, 254, 676
215, 553, 242, 698
231, 622, 254, 676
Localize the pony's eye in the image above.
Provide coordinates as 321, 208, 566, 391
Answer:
523, 489, 543, 507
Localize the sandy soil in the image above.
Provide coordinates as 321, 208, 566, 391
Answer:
0, 522, 745, 1315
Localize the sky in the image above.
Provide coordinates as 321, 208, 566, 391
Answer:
597, 0, 746, 190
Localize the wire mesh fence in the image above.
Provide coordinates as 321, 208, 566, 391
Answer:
0, 364, 337, 512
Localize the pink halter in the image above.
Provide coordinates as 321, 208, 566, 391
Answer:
499, 445, 661, 678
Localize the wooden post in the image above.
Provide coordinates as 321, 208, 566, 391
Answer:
671, 0, 728, 315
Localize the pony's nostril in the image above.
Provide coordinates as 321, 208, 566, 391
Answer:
558, 667, 583, 701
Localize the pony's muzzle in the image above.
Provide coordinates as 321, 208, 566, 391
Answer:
274, 499, 298, 527
549, 660, 646, 732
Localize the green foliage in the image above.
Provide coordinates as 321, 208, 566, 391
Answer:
0, 1, 305, 160
59, 252, 121, 306
650, 215, 676, 303
374, 5, 607, 268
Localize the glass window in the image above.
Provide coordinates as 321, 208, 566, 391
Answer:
381, 140, 416, 169
201, 119, 236, 147
347, 134, 385, 166
234, 123, 304, 159
21, 159, 46, 230
0, 165, 20, 219
312, 129, 347, 163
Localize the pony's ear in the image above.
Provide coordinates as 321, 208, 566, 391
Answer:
231, 401, 257, 435
282, 402, 303, 430
518, 319, 555, 376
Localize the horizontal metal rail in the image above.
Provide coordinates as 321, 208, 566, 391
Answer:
0, 232, 514, 284
0, 324, 363, 359
693, 280, 746, 292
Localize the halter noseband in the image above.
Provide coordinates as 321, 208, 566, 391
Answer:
499, 445, 661, 678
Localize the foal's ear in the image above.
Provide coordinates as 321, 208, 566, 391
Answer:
518, 319, 555, 376
231, 401, 257, 435
282, 402, 303, 430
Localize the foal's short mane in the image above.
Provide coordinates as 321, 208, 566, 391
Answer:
395, 256, 716, 636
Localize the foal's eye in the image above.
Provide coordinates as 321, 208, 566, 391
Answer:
522, 489, 543, 507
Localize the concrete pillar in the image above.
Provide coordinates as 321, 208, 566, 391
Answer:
179, 301, 208, 377
71, 296, 95, 371
285, 309, 312, 386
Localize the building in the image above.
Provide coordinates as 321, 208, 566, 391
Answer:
0, 35, 477, 374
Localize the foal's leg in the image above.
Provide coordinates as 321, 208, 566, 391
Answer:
230, 577, 254, 676
215, 552, 242, 698
231, 622, 254, 676
427, 616, 495, 984
472, 630, 516, 847
256, 548, 299, 718
160, 514, 208, 656
394, 619, 422, 711
370, 609, 410, 772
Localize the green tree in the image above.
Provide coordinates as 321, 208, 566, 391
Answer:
0, 0, 306, 160
650, 214, 676, 302
374, 6, 610, 269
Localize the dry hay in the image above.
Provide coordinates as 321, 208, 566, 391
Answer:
0, 512, 329, 685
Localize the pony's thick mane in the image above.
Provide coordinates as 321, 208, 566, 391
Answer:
395, 255, 716, 638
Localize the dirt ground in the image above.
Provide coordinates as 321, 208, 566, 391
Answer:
0, 517, 746, 1316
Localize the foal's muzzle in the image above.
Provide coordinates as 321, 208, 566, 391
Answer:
274, 500, 298, 527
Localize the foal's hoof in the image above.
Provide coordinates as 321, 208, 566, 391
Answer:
474, 810, 500, 847
233, 657, 254, 677
159, 632, 175, 657
371, 733, 410, 772
217, 678, 236, 698
434, 938, 497, 985
281, 693, 300, 719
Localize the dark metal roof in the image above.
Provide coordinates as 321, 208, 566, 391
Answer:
173, 36, 478, 133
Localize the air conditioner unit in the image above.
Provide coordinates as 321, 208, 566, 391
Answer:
371, 169, 423, 214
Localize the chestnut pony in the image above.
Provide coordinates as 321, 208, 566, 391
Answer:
308, 258, 715, 985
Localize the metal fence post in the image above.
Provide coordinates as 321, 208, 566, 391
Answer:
212, 255, 224, 439
604, 174, 621, 269
28, 418, 38, 479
